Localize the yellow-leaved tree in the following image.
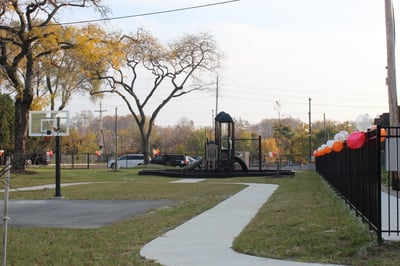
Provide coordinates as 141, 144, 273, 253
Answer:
262, 138, 279, 165
0, 1, 108, 170
38, 24, 115, 111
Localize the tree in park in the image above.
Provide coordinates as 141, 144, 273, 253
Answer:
34, 25, 107, 111
0, 93, 14, 151
0, 0, 108, 170
273, 122, 295, 163
185, 128, 208, 157
262, 137, 278, 165
93, 29, 222, 163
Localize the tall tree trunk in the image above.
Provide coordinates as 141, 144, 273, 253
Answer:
13, 51, 34, 170
141, 135, 150, 165
139, 127, 150, 165
13, 99, 31, 170
138, 123, 152, 165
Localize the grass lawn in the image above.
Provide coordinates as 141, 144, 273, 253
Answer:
0, 167, 399, 265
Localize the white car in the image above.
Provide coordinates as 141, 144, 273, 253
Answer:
108, 154, 144, 169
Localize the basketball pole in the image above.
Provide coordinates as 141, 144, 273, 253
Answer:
55, 117, 62, 198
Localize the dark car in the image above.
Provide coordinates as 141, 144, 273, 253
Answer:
27, 153, 50, 165
150, 154, 189, 167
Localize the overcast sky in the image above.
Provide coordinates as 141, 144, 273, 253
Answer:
62, 0, 398, 127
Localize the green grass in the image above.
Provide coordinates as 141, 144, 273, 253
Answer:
1, 167, 400, 265
2, 167, 244, 265
233, 172, 374, 265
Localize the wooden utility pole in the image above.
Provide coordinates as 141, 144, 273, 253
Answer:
385, 0, 400, 190
95, 101, 108, 154
215, 76, 219, 116
385, 0, 399, 127
114, 107, 118, 172
308, 98, 312, 163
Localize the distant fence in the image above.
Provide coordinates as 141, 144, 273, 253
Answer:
23, 153, 109, 169
316, 127, 386, 242
58, 153, 108, 169
234, 136, 262, 170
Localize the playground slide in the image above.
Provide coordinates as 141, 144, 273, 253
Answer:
233, 156, 249, 171
182, 158, 204, 171
182, 157, 248, 172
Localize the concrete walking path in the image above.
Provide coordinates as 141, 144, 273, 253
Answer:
140, 183, 338, 266
0, 182, 95, 192
382, 191, 400, 241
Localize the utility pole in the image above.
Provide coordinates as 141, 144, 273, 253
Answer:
211, 109, 214, 125
95, 101, 107, 134
114, 107, 118, 171
308, 98, 312, 164
275, 101, 281, 172
323, 113, 327, 143
215, 76, 219, 116
95, 101, 107, 154
385, 0, 399, 127
385, 0, 400, 191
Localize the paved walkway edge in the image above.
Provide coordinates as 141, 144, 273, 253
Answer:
0, 182, 96, 192
140, 183, 337, 266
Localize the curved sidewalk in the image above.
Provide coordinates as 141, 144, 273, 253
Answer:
141, 183, 338, 266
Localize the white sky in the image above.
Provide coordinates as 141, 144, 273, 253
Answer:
61, 0, 398, 127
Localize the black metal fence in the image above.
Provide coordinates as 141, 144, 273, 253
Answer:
24, 153, 108, 169
315, 127, 383, 242
57, 153, 108, 169
380, 127, 400, 240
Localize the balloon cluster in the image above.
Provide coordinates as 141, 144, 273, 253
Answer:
314, 114, 386, 158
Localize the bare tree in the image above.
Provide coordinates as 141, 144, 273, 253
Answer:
93, 29, 222, 163
0, 1, 107, 169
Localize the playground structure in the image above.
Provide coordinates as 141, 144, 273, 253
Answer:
139, 111, 294, 178
204, 111, 249, 172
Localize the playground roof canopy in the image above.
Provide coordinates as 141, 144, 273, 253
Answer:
215, 111, 234, 123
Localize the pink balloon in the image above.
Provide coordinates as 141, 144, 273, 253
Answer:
346, 131, 366, 149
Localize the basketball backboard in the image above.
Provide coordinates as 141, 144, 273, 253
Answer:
29, 111, 70, 137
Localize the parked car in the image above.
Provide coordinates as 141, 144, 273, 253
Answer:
27, 153, 50, 165
108, 154, 144, 169
150, 154, 190, 167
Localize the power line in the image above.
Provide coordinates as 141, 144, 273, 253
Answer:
219, 94, 386, 109
60, 0, 240, 26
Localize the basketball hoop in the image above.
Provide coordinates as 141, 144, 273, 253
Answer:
29, 111, 69, 137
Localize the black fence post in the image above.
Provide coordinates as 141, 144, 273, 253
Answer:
316, 127, 383, 241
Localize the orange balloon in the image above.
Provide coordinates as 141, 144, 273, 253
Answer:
380, 128, 387, 142
332, 141, 344, 152
324, 146, 332, 154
